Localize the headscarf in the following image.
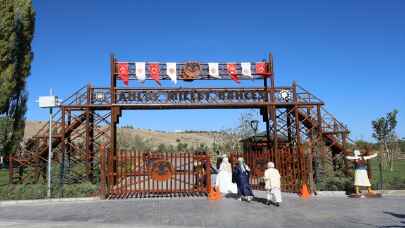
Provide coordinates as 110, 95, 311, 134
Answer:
267, 162, 275, 168
238, 157, 250, 173
219, 157, 232, 173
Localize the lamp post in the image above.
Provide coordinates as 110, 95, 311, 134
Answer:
37, 89, 60, 198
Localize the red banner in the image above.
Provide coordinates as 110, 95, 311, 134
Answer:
255, 62, 271, 77
149, 63, 161, 85
118, 63, 129, 85
227, 63, 239, 84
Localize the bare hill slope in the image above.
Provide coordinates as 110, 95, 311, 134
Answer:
24, 121, 218, 148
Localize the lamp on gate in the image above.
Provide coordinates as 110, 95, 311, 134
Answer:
280, 89, 291, 101
95, 91, 105, 102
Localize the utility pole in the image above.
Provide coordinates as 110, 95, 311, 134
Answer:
38, 89, 59, 198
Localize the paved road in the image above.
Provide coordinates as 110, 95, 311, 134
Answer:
0, 192, 404, 228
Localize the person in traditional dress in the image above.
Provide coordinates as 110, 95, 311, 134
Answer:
346, 149, 378, 195
233, 157, 254, 201
263, 162, 282, 206
215, 156, 237, 194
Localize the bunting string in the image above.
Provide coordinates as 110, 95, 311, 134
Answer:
116, 62, 272, 86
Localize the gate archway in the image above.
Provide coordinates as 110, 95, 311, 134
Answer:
10, 52, 352, 199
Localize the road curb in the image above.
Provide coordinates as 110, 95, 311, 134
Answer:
376, 190, 405, 196
0, 196, 100, 206
315, 191, 347, 197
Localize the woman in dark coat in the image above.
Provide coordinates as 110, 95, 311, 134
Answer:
233, 157, 254, 201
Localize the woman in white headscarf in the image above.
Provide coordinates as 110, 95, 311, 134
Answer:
264, 162, 282, 206
215, 156, 237, 194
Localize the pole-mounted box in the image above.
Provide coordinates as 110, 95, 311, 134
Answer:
38, 96, 59, 108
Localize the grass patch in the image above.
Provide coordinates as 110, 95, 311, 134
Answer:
0, 168, 99, 200
369, 159, 405, 190
0, 183, 99, 200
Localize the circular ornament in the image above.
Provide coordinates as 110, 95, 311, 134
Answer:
181, 62, 201, 81
150, 159, 174, 181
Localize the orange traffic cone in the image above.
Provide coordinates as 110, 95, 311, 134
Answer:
208, 187, 222, 201
300, 184, 311, 199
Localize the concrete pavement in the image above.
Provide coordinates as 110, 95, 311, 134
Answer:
0, 191, 404, 228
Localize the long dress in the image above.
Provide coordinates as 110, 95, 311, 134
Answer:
354, 160, 371, 187
264, 168, 282, 203
215, 161, 237, 194
233, 164, 254, 197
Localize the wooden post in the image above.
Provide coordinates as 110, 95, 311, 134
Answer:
292, 81, 304, 191
67, 109, 71, 172
110, 55, 118, 185
307, 106, 315, 192
99, 144, 106, 199
263, 79, 271, 153
315, 104, 323, 185
206, 157, 211, 194
269, 53, 278, 167
59, 107, 66, 197
85, 85, 95, 182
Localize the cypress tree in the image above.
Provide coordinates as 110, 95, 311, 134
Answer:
0, 0, 35, 157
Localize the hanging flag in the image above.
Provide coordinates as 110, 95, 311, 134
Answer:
208, 63, 220, 79
255, 62, 270, 77
135, 62, 146, 82
166, 62, 177, 84
227, 63, 239, 83
118, 63, 129, 86
149, 63, 161, 85
241, 62, 252, 78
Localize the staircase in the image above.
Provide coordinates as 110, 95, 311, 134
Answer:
270, 83, 353, 157
9, 86, 92, 184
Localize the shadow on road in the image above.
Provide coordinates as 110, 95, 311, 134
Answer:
379, 211, 405, 228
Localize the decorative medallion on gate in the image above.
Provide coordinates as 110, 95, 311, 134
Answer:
150, 159, 174, 181
181, 62, 201, 81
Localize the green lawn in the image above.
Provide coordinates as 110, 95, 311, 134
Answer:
369, 159, 405, 190
0, 169, 8, 187
0, 168, 98, 200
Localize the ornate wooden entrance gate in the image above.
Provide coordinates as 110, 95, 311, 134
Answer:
99, 146, 211, 199
10, 52, 353, 199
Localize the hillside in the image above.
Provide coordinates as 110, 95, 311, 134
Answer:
24, 121, 219, 148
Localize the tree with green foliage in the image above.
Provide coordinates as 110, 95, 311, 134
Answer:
372, 109, 399, 172
0, 0, 35, 158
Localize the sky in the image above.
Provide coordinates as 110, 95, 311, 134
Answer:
27, 0, 405, 141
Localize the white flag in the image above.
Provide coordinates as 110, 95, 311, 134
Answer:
166, 62, 177, 84
208, 63, 220, 78
135, 62, 146, 82
241, 62, 252, 78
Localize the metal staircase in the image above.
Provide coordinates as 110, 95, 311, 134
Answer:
9, 86, 112, 184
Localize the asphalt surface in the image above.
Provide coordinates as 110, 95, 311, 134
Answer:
0, 192, 404, 228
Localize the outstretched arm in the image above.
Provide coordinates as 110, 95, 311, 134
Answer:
345, 156, 357, 160
364, 153, 378, 160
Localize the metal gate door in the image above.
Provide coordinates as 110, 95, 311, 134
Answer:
230, 145, 308, 193
99, 146, 211, 199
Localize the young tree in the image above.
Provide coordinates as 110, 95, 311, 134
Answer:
372, 109, 399, 172
237, 111, 260, 139
0, 0, 35, 157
